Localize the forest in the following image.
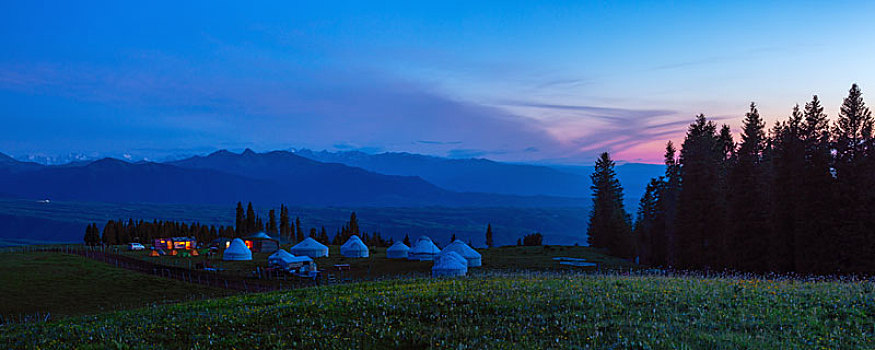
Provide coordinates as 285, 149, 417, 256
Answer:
590, 83, 874, 274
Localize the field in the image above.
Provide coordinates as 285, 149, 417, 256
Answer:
2, 274, 873, 349
0, 252, 234, 321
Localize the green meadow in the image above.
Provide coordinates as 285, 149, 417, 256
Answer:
2, 273, 873, 349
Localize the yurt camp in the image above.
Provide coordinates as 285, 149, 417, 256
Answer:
432, 251, 468, 277
291, 237, 329, 258
408, 236, 441, 261
386, 241, 410, 259
267, 249, 296, 269
340, 235, 369, 258
441, 240, 482, 267
223, 238, 252, 261
244, 232, 279, 253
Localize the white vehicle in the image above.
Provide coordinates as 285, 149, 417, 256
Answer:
128, 243, 145, 251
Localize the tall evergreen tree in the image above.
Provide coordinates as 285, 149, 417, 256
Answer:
267, 209, 277, 235
586, 152, 633, 258
675, 114, 725, 269
832, 83, 874, 273
727, 103, 771, 272
279, 205, 290, 242
295, 217, 304, 242
235, 202, 244, 237
634, 178, 661, 264
245, 202, 256, 235
485, 224, 494, 248
349, 212, 360, 235
797, 95, 836, 273
770, 105, 806, 272
403, 234, 411, 246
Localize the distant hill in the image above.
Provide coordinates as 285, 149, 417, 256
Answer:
0, 150, 586, 207
294, 149, 664, 208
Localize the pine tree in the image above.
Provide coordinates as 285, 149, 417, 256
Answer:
450, 233, 456, 243
245, 202, 256, 235
349, 212, 359, 235
403, 234, 411, 246
770, 105, 806, 272
235, 202, 244, 237
279, 205, 290, 242
727, 103, 771, 271
267, 209, 277, 236
485, 224, 494, 248
798, 95, 836, 273
675, 114, 725, 269
832, 83, 874, 273
295, 217, 303, 242
586, 152, 633, 258
660, 142, 680, 266
634, 178, 661, 265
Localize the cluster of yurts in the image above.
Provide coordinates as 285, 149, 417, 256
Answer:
223, 235, 481, 277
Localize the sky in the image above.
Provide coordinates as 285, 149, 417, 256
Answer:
1, 1, 874, 164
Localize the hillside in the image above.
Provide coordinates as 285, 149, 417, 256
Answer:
0, 251, 233, 320
3, 274, 871, 349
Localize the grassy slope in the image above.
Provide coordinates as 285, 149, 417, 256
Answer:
0, 252, 234, 320
3, 274, 872, 349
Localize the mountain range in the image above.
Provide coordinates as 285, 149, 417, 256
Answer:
0, 149, 611, 207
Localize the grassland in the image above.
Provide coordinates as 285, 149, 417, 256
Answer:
2, 274, 873, 349
0, 252, 234, 321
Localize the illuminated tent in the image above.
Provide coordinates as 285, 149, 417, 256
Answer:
431, 251, 467, 277
223, 238, 253, 261
340, 235, 369, 258
149, 250, 160, 257
267, 249, 296, 269
386, 241, 410, 259
244, 232, 279, 253
291, 237, 329, 258
408, 236, 441, 261
441, 240, 482, 267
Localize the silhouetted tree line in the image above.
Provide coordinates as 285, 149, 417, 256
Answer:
84, 219, 234, 246
330, 212, 391, 247
517, 232, 543, 246
634, 84, 875, 274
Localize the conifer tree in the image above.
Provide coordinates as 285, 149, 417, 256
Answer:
586, 152, 633, 258
832, 83, 874, 273
770, 105, 806, 272
235, 202, 244, 237
675, 114, 725, 268
267, 209, 277, 235
485, 224, 494, 248
279, 205, 290, 242
797, 95, 836, 273
245, 202, 256, 235
295, 217, 304, 242
403, 234, 411, 246
349, 212, 360, 235
727, 103, 771, 271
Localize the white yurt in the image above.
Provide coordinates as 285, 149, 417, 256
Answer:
340, 235, 369, 258
431, 251, 467, 277
386, 241, 410, 259
267, 249, 296, 269
223, 238, 252, 261
442, 240, 482, 267
290, 237, 329, 258
408, 236, 441, 261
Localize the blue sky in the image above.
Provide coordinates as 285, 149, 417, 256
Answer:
1, 1, 873, 163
